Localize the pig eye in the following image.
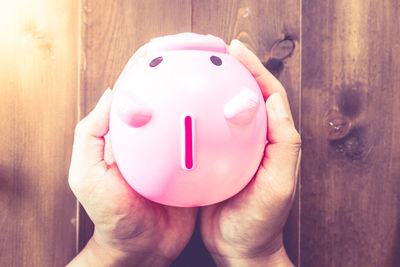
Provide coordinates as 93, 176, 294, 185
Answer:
210, 56, 222, 66
149, 56, 163, 67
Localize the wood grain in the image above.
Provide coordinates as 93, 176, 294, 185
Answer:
0, 0, 79, 266
301, 0, 400, 266
2, 0, 400, 265
78, 0, 192, 252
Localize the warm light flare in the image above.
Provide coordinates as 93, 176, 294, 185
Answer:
0, 0, 71, 60
0, 1, 20, 46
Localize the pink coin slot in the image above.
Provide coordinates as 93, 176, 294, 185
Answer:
182, 115, 194, 170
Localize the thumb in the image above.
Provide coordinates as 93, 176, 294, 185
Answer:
256, 93, 301, 200
69, 88, 113, 192
71, 88, 113, 168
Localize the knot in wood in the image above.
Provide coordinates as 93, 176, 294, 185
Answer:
323, 111, 351, 140
270, 38, 295, 60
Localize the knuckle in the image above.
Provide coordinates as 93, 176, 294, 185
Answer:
276, 183, 296, 200
269, 172, 296, 199
268, 181, 296, 204
74, 121, 84, 136
68, 175, 78, 193
68, 173, 85, 200
67, 165, 83, 196
256, 171, 296, 205
68, 167, 79, 192
287, 128, 302, 148
74, 118, 88, 138
280, 88, 289, 99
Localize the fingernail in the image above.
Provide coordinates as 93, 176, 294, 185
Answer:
269, 93, 289, 118
230, 39, 241, 46
230, 39, 246, 50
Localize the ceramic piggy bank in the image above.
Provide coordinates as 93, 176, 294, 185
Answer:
110, 33, 266, 207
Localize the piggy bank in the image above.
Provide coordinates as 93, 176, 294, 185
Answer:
110, 33, 266, 207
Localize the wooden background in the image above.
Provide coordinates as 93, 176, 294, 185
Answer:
0, 0, 399, 266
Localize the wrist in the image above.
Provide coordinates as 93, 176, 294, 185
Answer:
67, 236, 172, 267
211, 246, 293, 267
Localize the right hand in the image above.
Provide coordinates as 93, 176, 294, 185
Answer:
67, 45, 198, 267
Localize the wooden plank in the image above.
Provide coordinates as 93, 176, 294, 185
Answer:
78, 0, 192, 252
301, 0, 400, 266
191, 0, 301, 265
0, 0, 79, 266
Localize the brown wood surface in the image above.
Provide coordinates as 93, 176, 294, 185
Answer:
301, 0, 400, 266
0, 0, 79, 266
2, 0, 400, 266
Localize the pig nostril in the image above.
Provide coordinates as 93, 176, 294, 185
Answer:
149, 56, 163, 67
210, 55, 222, 66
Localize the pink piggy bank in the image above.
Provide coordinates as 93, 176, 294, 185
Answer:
110, 33, 266, 207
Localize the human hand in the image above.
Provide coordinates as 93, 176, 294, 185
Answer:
67, 46, 197, 267
200, 40, 301, 267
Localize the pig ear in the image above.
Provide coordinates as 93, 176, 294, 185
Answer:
116, 94, 152, 127
224, 88, 260, 125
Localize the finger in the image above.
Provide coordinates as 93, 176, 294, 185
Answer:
256, 93, 301, 199
71, 88, 113, 168
104, 133, 115, 165
228, 39, 294, 123
228, 39, 284, 97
